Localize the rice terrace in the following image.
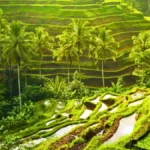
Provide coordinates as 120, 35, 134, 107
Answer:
0, 0, 150, 150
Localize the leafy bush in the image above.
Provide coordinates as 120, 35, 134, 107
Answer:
110, 77, 125, 93
0, 135, 20, 150
0, 83, 11, 119
0, 101, 35, 131
69, 71, 90, 98
0, 134, 32, 150
135, 69, 150, 87
21, 85, 48, 102
44, 76, 67, 99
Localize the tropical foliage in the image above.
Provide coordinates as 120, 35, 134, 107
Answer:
129, 30, 150, 86
69, 19, 90, 78
2, 21, 33, 110
129, 30, 150, 69
89, 27, 119, 87
1, 3, 150, 150
53, 30, 77, 83
32, 27, 53, 76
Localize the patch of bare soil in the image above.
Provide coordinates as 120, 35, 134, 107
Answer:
101, 117, 121, 143
69, 143, 87, 150
48, 126, 85, 150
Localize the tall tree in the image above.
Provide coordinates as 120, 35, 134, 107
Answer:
2, 21, 32, 110
129, 30, 150, 79
32, 27, 53, 77
53, 30, 78, 83
69, 19, 90, 80
89, 27, 119, 87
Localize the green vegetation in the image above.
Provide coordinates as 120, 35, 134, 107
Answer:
0, 0, 148, 86
0, 0, 150, 150
89, 27, 119, 87
32, 27, 53, 77
2, 21, 33, 111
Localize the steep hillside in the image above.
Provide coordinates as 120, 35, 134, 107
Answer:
0, 0, 150, 87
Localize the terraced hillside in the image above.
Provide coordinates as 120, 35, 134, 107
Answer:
1, 87, 150, 150
0, 0, 150, 87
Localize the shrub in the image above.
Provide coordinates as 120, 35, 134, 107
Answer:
44, 76, 67, 99
69, 71, 90, 98
0, 83, 11, 119
110, 77, 125, 93
21, 85, 48, 102
0, 101, 35, 131
0, 135, 20, 150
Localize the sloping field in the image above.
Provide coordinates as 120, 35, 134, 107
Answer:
2, 87, 150, 149
0, 0, 150, 87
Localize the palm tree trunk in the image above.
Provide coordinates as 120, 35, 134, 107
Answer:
25, 74, 27, 89
9, 64, 13, 98
67, 62, 70, 84
78, 57, 81, 79
17, 64, 22, 111
101, 60, 105, 87
78, 45, 81, 81
39, 62, 42, 76
3, 64, 6, 78
39, 56, 43, 82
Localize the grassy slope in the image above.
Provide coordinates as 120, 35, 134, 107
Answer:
1, 87, 150, 150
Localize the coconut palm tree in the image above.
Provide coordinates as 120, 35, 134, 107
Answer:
69, 19, 90, 79
129, 30, 150, 70
32, 27, 53, 77
129, 30, 150, 85
2, 21, 32, 111
53, 30, 78, 83
89, 27, 119, 87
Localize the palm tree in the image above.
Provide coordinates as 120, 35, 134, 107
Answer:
129, 30, 150, 70
129, 30, 150, 85
32, 27, 53, 77
69, 19, 90, 79
2, 21, 32, 111
89, 27, 119, 87
53, 30, 78, 83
